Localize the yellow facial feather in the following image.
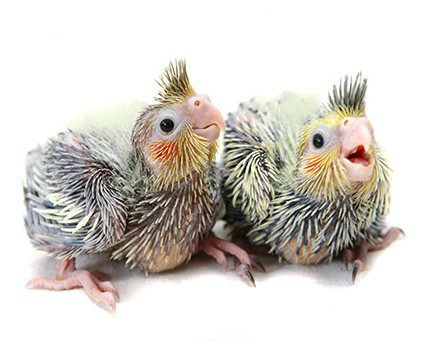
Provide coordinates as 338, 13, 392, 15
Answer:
296, 108, 381, 201
146, 125, 217, 191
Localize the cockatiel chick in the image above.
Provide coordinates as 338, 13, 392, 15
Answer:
223, 74, 403, 282
24, 60, 258, 311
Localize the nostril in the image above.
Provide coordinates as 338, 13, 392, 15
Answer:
194, 100, 201, 107
343, 119, 349, 127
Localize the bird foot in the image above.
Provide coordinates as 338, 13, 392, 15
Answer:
26, 258, 119, 312
201, 234, 265, 287
343, 227, 404, 284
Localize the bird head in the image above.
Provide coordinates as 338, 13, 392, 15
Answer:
132, 60, 225, 190
296, 74, 383, 200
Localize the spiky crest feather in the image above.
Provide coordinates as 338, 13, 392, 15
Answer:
328, 72, 367, 113
154, 60, 195, 107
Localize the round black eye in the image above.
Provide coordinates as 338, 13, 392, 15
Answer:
312, 133, 324, 149
160, 119, 174, 133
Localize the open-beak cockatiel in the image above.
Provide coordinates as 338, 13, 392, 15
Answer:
24, 60, 258, 311
222, 74, 403, 282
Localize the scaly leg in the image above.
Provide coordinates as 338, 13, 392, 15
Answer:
201, 234, 265, 287
27, 258, 119, 312
344, 227, 404, 283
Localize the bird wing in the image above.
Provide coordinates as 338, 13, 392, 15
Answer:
24, 130, 136, 258
223, 104, 280, 224
223, 92, 322, 226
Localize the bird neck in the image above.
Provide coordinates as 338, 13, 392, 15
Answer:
146, 141, 218, 192
150, 168, 204, 192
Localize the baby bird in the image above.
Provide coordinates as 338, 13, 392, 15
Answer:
24, 60, 257, 311
223, 74, 402, 282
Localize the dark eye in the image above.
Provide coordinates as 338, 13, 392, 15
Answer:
312, 133, 324, 149
160, 119, 175, 133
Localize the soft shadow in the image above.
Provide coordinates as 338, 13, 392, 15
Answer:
28, 246, 390, 301
232, 254, 353, 287
245, 248, 394, 287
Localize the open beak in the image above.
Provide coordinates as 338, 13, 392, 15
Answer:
339, 117, 374, 182
193, 103, 226, 143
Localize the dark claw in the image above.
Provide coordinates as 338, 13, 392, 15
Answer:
252, 256, 266, 272
244, 267, 256, 287
352, 260, 363, 284
396, 227, 406, 237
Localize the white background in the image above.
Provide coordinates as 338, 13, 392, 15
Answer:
1, 1, 427, 342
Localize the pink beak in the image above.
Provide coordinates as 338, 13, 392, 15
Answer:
190, 96, 226, 143
339, 117, 374, 182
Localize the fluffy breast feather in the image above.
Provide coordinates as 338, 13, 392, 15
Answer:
111, 165, 222, 272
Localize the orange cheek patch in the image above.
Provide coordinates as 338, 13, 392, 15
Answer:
303, 158, 321, 173
148, 141, 178, 165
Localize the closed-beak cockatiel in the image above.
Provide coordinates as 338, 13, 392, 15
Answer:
24, 60, 259, 311
222, 74, 403, 282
